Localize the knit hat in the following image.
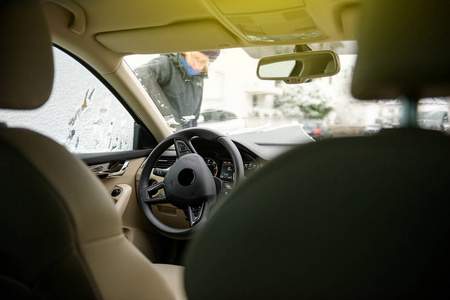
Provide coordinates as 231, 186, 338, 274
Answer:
200, 50, 220, 61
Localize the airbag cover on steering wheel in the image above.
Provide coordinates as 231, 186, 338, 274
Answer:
165, 153, 216, 207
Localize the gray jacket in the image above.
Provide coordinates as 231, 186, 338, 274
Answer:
136, 54, 205, 128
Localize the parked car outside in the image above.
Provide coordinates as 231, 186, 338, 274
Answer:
197, 109, 246, 134
363, 123, 383, 135
418, 110, 449, 133
299, 119, 333, 140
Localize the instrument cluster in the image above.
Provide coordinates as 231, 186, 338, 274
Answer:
203, 156, 260, 181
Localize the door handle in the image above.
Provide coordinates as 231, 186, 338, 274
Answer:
90, 160, 130, 178
108, 160, 129, 177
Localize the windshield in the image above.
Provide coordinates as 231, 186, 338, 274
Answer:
124, 41, 449, 144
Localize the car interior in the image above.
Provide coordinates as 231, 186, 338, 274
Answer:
1, 0, 449, 299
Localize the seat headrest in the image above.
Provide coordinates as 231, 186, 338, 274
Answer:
0, 0, 54, 109
352, 0, 450, 100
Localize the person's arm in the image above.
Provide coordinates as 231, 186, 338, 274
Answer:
194, 89, 203, 122
138, 55, 181, 122
147, 55, 173, 86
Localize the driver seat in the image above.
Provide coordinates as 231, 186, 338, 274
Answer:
0, 1, 185, 299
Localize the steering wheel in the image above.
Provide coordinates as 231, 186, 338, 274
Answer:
138, 127, 244, 239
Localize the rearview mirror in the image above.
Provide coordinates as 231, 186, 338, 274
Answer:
257, 50, 340, 84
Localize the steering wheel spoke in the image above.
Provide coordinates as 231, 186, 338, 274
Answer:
144, 195, 169, 205
187, 203, 206, 227
142, 181, 169, 204
153, 168, 168, 177
174, 138, 196, 157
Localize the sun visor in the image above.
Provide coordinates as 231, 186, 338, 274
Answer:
352, 0, 450, 100
202, 0, 323, 43
96, 21, 238, 54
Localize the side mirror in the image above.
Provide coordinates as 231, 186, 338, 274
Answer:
257, 50, 340, 84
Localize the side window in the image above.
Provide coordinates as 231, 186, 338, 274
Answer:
0, 47, 137, 153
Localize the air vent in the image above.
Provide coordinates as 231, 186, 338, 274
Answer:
155, 156, 176, 169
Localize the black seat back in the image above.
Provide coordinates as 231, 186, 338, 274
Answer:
184, 1, 450, 299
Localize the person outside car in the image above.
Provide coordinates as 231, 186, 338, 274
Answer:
136, 50, 220, 128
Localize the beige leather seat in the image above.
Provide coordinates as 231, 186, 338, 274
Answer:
0, 1, 185, 299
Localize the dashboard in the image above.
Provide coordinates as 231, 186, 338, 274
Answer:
148, 137, 293, 228
154, 137, 266, 183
